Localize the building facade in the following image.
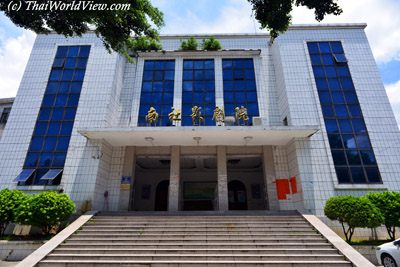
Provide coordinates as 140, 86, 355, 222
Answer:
0, 98, 14, 140
0, 24, 399, 215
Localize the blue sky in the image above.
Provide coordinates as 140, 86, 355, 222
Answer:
0, 0, 399, 125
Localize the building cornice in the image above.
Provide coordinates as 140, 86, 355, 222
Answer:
137, 49, 261, 58
0, 97, 15, 104
43, 23, 367, 40
159, 23, 367, 39
288, 23, 367, 30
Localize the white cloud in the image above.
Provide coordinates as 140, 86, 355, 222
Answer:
1, 0, 400, 102
291, 0, 400, 63
0, 30, 36, 98
385, 81, 400, 128
159, 0, 263, 34
386, 80, 400, 104
159, 0, 400, 63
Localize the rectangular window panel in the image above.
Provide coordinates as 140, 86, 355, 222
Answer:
14, 169, 35, 182
0, 107, 11, 124
182, 59, 215, 126
40, 169, 63, 181
138, 60, 175, 126
20, 45, 90, 186
222, 59, 259, 125
308, 41, 381, 184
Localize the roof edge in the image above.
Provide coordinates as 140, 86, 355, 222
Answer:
0, 97, 15, 104
42, 23, 366, 39
288, 23, 367, 30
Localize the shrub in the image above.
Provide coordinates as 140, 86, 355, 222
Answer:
202, 37, 222, 51
0, 189, 28, 236
15, 191, 76, 235
367, 191, 400, 240
129, 36, 162, 52
180, 37, 198, 50
324, 196, 383, 242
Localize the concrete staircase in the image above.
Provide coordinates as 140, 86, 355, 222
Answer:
38, 212, 353, 266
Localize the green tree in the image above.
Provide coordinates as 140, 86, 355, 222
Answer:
1, 0, 343, 55
367, 191, 400, 240
129, 36, 162, 52
180, 37, 199, 51
324, 196, 384, 242
0, 189, 28, 236
248, 0, 343, 39
0, 0, 164, 59
202, 37, 222, 51
15, 191, 76, 235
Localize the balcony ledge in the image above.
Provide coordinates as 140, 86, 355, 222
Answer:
78, 125, 319, 147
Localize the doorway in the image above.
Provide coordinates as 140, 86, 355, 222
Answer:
155, 180, 169, 211
181, 156, 218, 211
133, 157, 170, 211
228, 180, 248, 210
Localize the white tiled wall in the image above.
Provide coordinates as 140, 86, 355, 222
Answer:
0, 26, 399, 214
272, 26, 400, 215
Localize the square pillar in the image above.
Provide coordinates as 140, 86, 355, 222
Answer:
262, 145, 279, 210
118, 146, 136, 211
168, 146, 180, 211
217, 146, 229, 211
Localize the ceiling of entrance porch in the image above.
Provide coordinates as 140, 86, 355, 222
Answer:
78, 126, 319, 147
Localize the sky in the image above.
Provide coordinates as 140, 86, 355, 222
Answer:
0, 0, 399, 126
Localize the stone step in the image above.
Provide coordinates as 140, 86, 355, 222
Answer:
91, 218, 307, 222
82, 225, 314, 230
38, 260, 353, 267
52, 248, 340, 255
88, 222, 311, 227
92, 217, 306, 222
45, 253, 346, 261
73, 232, 322, 237
36, 214, 357, 267
59, 242, 333, 249
87, 225, 312, 230
78, 229, 317, 235
67, 239, 327, 244
92, 216, 302, 220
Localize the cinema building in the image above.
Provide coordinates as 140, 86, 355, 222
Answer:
0, 23, 399, 216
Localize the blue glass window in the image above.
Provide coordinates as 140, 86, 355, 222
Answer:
223, 59, 259, 125
20, 45, 90, 186
53, 58, 65, 68
182, 59, 215, 126
14, 169, 35, 182
40, 169, 63, 181
138, 60, 175, 126
335, 167, 351, 183
333, 54, 347, 63
52, 153, 66, 167
308, 41, 381, 184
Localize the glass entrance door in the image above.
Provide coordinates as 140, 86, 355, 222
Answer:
228, 180, 248, 210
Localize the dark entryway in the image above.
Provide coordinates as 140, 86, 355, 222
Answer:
155, 180, 169, 211
228, 180, 248, 210
182, 181, 216, 211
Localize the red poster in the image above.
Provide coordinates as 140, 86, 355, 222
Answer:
275, 179, 290, 200
290, 176, 297, 194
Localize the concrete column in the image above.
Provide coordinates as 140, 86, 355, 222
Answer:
214, 57, 224, 108
118, 146, 136, 211
217, 146, 229, 211
172, 58, 183, 126
262, 145, 279, 211
168, 146, 180, 211
130, 58, 144, 127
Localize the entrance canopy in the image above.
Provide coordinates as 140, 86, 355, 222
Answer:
79, 126, 318, 147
